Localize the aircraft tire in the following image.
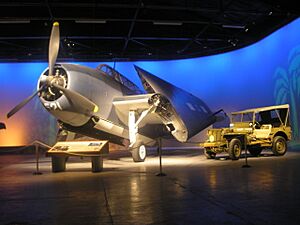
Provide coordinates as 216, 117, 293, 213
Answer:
132, 144, 147, 162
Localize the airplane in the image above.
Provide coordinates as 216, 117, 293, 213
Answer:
7, 22, 223, 163
0, 122, 6, 130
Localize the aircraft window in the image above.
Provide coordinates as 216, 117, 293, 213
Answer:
200, 106, 208, 113
97, 64, 143, 94
186, 103, 196, 111
193, 104, 201, 112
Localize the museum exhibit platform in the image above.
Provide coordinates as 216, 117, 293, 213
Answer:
0, 144, 300, 225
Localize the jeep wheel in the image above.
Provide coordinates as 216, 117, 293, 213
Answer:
272, 136, 287, 156
248, 147, 262, 157
228, 138, 242, 160
204, 148, 216, 159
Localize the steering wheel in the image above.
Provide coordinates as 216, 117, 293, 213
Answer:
254, 121, 261, 129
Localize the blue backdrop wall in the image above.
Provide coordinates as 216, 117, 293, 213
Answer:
1, 18, 300, 146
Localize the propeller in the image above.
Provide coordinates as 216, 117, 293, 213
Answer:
48, 21, 60, 76
7, 84, 46, 118
7, 21, 98, 119
7, 22, 60, 118
51, 83, 98, 114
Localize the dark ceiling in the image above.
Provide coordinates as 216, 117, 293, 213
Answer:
0, 0, 299, 62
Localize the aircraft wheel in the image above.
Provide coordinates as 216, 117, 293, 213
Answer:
132, 144, 147, 162
204, 148, 216, 159
272, 136, 287, 156
228, 138, 242, 160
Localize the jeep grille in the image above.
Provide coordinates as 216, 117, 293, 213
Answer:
208, 129, 223, 142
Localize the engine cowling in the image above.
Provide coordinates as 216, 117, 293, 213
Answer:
37, 64, 93, 127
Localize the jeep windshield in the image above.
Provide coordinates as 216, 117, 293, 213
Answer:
231, 112, 254, 122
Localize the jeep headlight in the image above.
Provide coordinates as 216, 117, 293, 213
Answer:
209, 135, 215, 142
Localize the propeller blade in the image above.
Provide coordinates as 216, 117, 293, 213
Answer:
7, 85, 45, 118
51, 83, 98, 114
48, 22, 60, 76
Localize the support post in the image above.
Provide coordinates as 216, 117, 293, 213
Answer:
91, 156, 104, 173
51, 156, 66, 172
33, 143, 42, 175
156, 138, 166, 176
242, 136, 251, 168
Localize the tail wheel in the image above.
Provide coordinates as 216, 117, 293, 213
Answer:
204, 148, 216, 159
272, 136, 287, 156
132, 144, 147, 162
228, 138, 242, 160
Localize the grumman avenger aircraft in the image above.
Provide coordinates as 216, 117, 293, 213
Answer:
7, 22, 222, 162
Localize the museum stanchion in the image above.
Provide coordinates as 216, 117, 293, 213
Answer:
31, 140, 52, 175
156, 138, 166, 177
242, 138, 251, 168
33, 143, 42, 175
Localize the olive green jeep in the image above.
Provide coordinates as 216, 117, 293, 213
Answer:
203, 104, 291, 160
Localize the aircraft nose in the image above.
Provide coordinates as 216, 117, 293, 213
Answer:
38, 66, 68, 101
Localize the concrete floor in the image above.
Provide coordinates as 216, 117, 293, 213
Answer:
0, 147, 300, 225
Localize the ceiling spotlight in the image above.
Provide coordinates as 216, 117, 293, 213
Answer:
0, 19, 30, 24
75, 19, 106, 24
228, 38, 238, 47
268, 11, 273, 16
153, 21, 183, 26
222, 24, 245, 29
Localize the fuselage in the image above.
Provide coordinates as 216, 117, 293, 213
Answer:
37, 63, 157, 145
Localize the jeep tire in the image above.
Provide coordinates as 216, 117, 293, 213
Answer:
204, 148, 216, 159
228, 138, 242, 160
272, 136, 287, 156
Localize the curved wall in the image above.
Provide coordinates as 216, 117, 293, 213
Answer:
1, 18, 300, 146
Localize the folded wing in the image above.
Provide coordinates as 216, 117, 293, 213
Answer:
134, 66, 217, 140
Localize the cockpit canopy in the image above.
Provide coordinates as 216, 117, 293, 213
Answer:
97, 64, 144, 94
